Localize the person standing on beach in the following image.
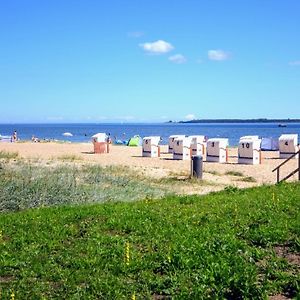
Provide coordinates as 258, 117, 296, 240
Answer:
107, 133, 112, 144
11, 130, 18, 142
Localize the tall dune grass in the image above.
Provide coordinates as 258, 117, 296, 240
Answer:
0, 150, 19, 160
0, 163, 170, 212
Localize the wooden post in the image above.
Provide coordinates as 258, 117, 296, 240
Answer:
277, 168, 280, 183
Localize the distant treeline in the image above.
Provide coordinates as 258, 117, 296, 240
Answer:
176, 118, 300, 124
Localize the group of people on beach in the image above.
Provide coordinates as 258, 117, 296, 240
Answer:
31, 135, 40, 143
9, 130, 42, 143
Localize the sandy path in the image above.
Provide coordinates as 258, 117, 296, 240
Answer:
0, 142, 299, 190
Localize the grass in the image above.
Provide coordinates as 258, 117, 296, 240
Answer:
225, 171, 244, 177
0, 161, 222, 212
0, 163, 173, 212
205, 170, 221, 176
56, 154, 83, 161
239, 176, 257, 183
0, 150, 19, 160
225, 171, 257, 183
156, 176, 218, 186
162, 171, 219, 186
0, 180, 299, 298
0, 160, 299, 298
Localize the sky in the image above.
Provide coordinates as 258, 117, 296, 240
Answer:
0, 0, 299, 123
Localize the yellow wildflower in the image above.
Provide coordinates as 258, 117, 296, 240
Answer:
125, 241, 130, 266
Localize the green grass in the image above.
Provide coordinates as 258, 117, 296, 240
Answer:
0, 182, 299, 299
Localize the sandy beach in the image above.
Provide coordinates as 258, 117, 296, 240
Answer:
0, 141, 298, 194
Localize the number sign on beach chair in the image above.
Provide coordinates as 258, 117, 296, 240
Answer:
189, 135, 206, 157
279, 134, 299, 159
206, 138, 229, 163
238, 138, 262, 165
173, 137, 192, 160
142, 136, 161, 158
168, 135, 185, 153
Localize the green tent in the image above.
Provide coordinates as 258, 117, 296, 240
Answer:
127, 135, 142, 146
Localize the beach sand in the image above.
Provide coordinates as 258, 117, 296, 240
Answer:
0, 141, 298, 194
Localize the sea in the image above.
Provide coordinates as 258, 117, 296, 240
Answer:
1, 123, 300, 146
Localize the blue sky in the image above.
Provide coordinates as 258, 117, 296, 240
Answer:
0, 0, 299, 123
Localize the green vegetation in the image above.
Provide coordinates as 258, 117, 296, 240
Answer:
205, 170, 221, 176
0, 163, 172, 212
225, 171, 244, 177
0, 151, 19, 160
225, 171, 257, 183
0, 180, 299, 298
56, 154, 83, 162
239, 176, 257, 183
179, 118, 300, 124
0, 161, 222, 212
157, 176, 217, 186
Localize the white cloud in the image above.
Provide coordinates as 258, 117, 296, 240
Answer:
185, 114, 196, 120
289, 60, 300, 66
139, 40, 174, 54
128, 31, 144, 38
168, 54, 187, 64
208, 50, 230, 61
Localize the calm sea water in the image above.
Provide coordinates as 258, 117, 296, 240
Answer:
1, 123, 300, 146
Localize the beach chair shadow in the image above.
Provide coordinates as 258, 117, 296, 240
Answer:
264, 157, 283, 160
162, 158, 178, 161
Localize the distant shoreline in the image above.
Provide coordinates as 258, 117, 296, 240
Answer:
174, 119, 300, 124
1, 119, 300, 125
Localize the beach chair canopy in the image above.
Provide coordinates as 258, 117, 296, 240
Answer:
279, 134, 298, 145
92, 133, 107, 142
239, 135, 260, 141
189, 135, 206, 144
174, 136, 193, 147
207, 138, 229, 145
143, 136, 161, 145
